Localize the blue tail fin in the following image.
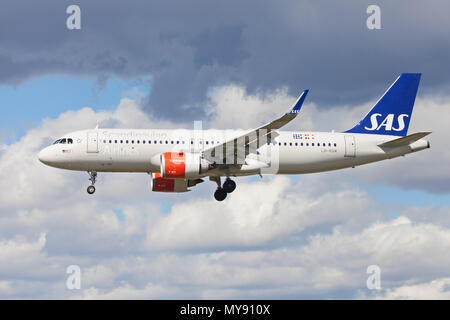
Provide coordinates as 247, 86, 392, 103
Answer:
345, 73, 421, 136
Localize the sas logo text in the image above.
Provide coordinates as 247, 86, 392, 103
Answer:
364, 113, 409, 131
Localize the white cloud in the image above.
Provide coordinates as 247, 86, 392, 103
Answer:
0, 233, 47, 275
0, 87, 449, 299
144, 175, 375, 252
205, 84, 371, 132
75, 283, 180, 300
374, 278, 450, 300
206, 85, 297, 129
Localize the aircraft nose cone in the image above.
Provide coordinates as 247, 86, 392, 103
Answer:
38, 148, 52, 165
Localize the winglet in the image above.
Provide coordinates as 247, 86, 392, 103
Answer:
289, 90, 309, 114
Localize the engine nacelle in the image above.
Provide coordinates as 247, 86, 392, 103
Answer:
160, 152, 212, 179
150, 172, 189, 193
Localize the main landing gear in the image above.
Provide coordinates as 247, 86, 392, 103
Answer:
87, 171, 97, 195
211, 177, 236, 201
223, 178, 236, 193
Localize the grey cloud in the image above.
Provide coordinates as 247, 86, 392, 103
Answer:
1, 0, 450, 120
189, 25, 249, 69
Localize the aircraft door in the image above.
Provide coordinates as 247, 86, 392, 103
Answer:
87, 131, 99, 153
344, 135, 356, 157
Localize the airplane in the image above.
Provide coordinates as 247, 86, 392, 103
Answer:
38, 73, 430, 201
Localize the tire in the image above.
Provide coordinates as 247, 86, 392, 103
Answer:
223, 179, 236, 193
214, 188, 227, 201
87, 185, 96, 194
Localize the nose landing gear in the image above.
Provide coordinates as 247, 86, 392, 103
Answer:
87, 171, 97, 194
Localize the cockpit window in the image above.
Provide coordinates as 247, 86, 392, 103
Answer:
52, 138, 73, 144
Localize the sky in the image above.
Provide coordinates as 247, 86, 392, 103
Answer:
1, 0, 450, 299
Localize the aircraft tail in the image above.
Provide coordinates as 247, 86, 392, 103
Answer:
345, 73, 421, 136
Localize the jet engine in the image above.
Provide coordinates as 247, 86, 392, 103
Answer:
160, 152, 213, 179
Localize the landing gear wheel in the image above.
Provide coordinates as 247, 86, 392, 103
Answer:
87, 171, 97, 195
87, 185, 96, 194
223, 179, 236, 193
214, 188, 227, 201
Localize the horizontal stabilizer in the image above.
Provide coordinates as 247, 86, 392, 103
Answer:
378, 132, 431, 148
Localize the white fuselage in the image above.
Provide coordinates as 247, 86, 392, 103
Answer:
38, 128, 430, 176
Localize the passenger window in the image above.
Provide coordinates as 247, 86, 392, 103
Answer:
278, 142, 281, 146
165, 141, 168, 144
143, 140, 145, 144
328, 143, 331, 147
176, 141, 179, 144
206, 141, 209, 145
306, 143, 309, 146
334, 143, 337, 147
284, 142, 287, 146
171, 141, 174, 144
126, 140, 129, 144
301, 143, 303, 146
289, 142, 292, 146
115, 140, 118, 144
120, 140, 123, 144
312, 143, 314, 146
149, 141, 151, 144
295, 142, 298, 146
137, 140, 140, 144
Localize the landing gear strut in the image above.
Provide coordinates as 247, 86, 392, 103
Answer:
210, 176, 236, 201
87, 171, 97, 195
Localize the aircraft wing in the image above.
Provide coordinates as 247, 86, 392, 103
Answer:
202, 90, 309, 164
